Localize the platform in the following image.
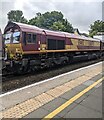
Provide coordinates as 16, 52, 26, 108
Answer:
0, 62, 103, 119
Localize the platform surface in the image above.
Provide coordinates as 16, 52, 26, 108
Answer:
0, 61, 103, 119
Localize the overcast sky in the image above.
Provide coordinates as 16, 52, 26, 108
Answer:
0, 0, 103, 34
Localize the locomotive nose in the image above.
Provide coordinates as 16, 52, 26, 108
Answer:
4, 44, 22, 59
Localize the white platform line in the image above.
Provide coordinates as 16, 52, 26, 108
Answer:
0, 61, 102, 98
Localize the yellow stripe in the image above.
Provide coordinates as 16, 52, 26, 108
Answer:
43, 77, 103, 119
23, 49, 99, 54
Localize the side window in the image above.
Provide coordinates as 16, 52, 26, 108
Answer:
26, 33, 36, 43
32, 34, 36, 43
27, 34, 31, 43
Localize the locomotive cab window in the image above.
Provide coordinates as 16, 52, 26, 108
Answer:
26, 33, 36, 43
4, 33, 11, 44
4, 31, 20, 44
12, 32, 20, 43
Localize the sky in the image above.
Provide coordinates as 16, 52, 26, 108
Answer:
0, 0, 103, 34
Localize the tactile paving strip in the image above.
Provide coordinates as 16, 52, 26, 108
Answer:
64, 75, 91, 88
85, 68, 102, 77
75, 76, 91, 83
46, 87, 63, 98
17, 98, 42, 113
2, 106, 27, 118
55, 85, 71, 93
35, 93, 54, 104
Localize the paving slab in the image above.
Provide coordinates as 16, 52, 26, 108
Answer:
57, 102, 78, 118
80, 93, 102, 113
42, 97, 67, 112
84, 87, 96, 96
59, 83, 88, 104
83, 80, 95, 86
59, 89, 79, 100
91, 86, 102, 97
86, 73, 102, 82
23, 107, 49, 118
73, 84, 87, 92
74, 94, 88, 104
64, 104, 102, 118
83, 82, 102, 97
97, 85, 102, 90
95, 82, 102, 89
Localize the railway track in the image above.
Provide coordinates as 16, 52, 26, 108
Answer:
1, 58, 103, 94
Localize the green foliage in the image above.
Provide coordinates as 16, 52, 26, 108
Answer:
7, 10, 104, 36
7, 10, 28, 23
89, 20, 104, 37
50, 21, 66, 31
7, 10, 73, 33
28, 11, 74, 33
63, 19, 74, 33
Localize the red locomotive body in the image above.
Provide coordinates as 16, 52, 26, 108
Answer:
3, 22, 103, 73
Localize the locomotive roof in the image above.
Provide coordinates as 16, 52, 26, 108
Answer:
5, 21, 100, 42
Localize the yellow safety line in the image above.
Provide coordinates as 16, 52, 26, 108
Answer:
43, 77, 103, 120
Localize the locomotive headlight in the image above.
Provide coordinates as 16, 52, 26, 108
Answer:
16, 48, 22, 58
38, 47, 40, 50
42, 47, 45, 50
16, 48, 20, 52
16, 53, 20, 56
16, 52, 22, 58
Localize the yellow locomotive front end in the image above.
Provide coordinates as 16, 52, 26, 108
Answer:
3, 27, 24, 74
4, 31, 23, 60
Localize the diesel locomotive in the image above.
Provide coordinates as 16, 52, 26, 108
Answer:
2, 21, 104, 74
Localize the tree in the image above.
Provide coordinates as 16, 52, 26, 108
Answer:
28, 11, 74, 33
62, 19, 74, 33
7, 10, 74, 33
50, 21, 66, 31
89, 20, 104, 37
7, 10, 28, 23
